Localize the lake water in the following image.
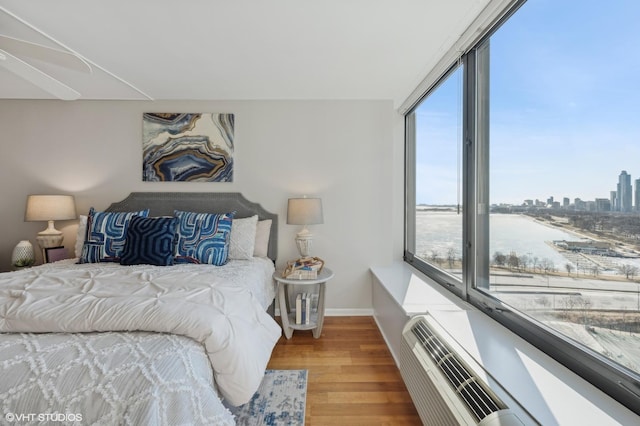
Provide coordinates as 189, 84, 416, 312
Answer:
417, 210, 640, 375
415, 211, 584, 267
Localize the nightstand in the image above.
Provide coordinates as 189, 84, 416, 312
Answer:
273, 267, 334, 339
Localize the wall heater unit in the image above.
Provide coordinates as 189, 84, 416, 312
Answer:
400, 314, 535, 426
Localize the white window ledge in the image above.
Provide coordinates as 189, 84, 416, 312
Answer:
371, 261, 638, 425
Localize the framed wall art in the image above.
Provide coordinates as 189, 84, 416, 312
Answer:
142, 113, 234, 182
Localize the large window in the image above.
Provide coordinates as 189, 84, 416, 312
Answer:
405, 0, 640, 414
407, 65, 464, 292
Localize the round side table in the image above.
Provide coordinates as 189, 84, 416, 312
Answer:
273, 267, 334, 339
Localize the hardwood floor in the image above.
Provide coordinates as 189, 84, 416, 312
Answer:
267, 316, 422, 425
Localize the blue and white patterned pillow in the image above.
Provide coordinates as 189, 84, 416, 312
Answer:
174, 210, 234, 265
80, 208, 150, 263
120, 216, 178, 266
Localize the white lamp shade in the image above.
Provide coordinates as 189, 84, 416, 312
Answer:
25, 195, 77, 222
287, 198, 323, 225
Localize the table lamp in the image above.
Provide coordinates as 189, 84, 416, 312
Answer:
287, 197, 323, 259
25, 195, 77, 254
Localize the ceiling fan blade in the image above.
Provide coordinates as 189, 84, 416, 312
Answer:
0, 34, 91, 74
0, 49, 80, 100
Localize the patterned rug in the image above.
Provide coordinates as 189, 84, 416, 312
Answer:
228, 370, 308, 426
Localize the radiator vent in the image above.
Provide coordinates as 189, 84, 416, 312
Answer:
411, 320, 503, 422
400, 315, 530, 426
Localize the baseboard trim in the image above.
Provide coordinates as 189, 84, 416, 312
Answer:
274, 308, 373, 317
325, 308, 373, 316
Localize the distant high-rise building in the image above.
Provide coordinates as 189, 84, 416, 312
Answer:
611, 190, 617, 211
635, 179, 640, 211
595, 198, 611, 212
563, 197, 570, 208
618, 171, 632, 212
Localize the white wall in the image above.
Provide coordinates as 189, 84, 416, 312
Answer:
0, 99, 402, 311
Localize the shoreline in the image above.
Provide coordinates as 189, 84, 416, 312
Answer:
525, 214, 595, 241
528, 213, 640, 256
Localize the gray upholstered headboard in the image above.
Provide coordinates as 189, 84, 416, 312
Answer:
106, 192, 278, 262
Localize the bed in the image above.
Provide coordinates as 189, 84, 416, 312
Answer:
0, 192, 282, 425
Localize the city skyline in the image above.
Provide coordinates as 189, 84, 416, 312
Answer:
514, 170, 640, 211
419, 169, 640, 210
415, 0, 640, 206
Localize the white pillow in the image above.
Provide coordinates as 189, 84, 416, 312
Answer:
254, 219, 272, 258
74, 215, 88, 258
229, 215, 258, 260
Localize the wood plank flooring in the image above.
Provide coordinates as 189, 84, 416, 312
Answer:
267, 316, 422, 425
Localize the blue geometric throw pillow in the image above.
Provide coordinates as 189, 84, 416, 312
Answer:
80, 208, 150, 263
120, 216, 178, 266
173, 210, 234, 266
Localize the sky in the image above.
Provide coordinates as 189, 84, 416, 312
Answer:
415, 0, 640, 205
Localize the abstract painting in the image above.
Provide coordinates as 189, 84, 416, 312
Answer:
142, 113, 234, 182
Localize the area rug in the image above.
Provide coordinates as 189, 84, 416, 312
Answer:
228, 369, 307, 426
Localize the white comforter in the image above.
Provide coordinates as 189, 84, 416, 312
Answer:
1, 331, 236, 425
0, 259, 281, 406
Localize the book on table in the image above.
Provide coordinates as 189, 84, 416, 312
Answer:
295, 292, 313, 325
301, 292, 307, 324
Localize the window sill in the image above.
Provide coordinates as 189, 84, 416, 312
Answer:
371, 261, 638, 425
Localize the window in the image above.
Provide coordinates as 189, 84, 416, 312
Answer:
406, 65, 464, 294
405, 0, 640, 415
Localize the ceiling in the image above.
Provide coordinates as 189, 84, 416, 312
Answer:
0, 0, 489, 105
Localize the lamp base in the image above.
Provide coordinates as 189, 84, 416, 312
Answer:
36, 220, 64, 249
295, 234, 313, 258
36, 234, 63, 249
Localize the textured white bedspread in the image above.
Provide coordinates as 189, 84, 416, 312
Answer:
0, 259, 281, 407
0, 331, 235, 425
